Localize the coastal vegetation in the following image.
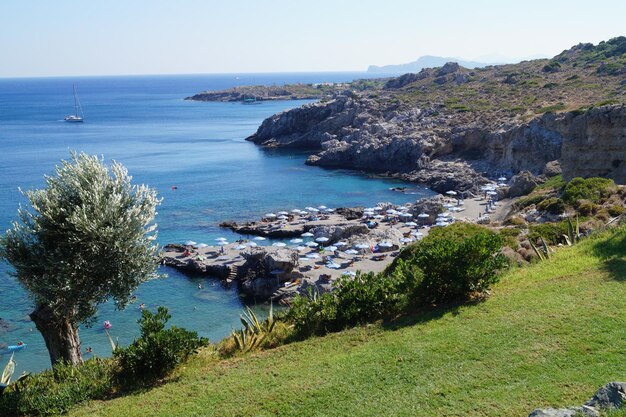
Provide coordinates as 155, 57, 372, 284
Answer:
65, 225, 625, 417
0, 153, 161, 367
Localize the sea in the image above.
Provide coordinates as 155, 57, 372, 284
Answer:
0, 72, 434, 375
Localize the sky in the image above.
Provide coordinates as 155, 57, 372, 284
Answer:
1, 0, 625, 78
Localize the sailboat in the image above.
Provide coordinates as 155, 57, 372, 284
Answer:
64, 84, 84, 122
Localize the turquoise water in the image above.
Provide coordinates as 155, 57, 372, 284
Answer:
0, 73, 433, 374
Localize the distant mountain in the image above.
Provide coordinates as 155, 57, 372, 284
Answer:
367, 55, 497, 73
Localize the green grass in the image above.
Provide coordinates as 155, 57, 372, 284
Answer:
70, 229, 626, 417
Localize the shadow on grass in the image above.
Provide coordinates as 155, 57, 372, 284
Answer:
381, 298, 484, 332
590, 228, 626, 282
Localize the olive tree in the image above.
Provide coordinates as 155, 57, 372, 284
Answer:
0, 152, 161, 366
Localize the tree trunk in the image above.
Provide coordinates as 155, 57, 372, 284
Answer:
30, 304, 83, 367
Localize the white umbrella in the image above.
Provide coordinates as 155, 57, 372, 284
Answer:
342, 271, 357, 277
272, 242, 287, 247
324, 246, 338, 252
400, 237, 414, 243
215, 237, 228, 241
301, 232, 314, 237
217, 241, 229, 246
184, 240, 197, 246
197, 243, 209, 248
253, 236, 266, 241
378, 242, 394, 248
216, 255, 230, 261
374, 206, 383, 211
304, 206, 316, 211
446, 190, 457, 196
290, 238, 304, 244
417, 213, 430, 218
405, 222, 418, 226
344, 249, 359, 255
306, 241, 319, 247
373, 214, 385, 220
309, 208, 319, 213
318, 205, 327, 210
386, 209, 397, 214
277, 211, 289, 215
399, 212, 412, 218
487, 191, 498, 196
335, 241, 347, 247
291, 209, 302, 213
355, 243, 370, 249
326, 262, 341, 269
247, 241, 258, 247
315, 237, 329, 243
234, 244, 247, 250
277, 215, 288, 220
498, 177, 507, 182
295, 245, 307, 251
306, 253, 320, 259
412, 231, 424, 237
265, 213, 277, 218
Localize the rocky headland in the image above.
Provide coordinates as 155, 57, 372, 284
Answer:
185, 83, 350, 102
245, 38, 626, 193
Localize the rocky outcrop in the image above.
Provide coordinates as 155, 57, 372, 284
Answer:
309, 224, 370, 243
527, 382, 626, 417
239, 248, 300, 300
247, 81, 626, 191
508, 171, 541, 197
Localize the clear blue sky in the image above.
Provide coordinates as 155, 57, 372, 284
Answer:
1, 0, 625, 77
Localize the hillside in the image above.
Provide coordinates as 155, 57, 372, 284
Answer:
70, 227, 626, 417
247, 37, 626, 193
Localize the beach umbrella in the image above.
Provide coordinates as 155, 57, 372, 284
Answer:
399, 212, 412, 218
487, 190, 498, 195
295, 245, 307, 251
197, 243, 209, 248
277, 215, 288, 220
417, 213, 430, 218
400, 237, 414, 243
374, 206, 383, 211
435, 221, 449, 227
318, 205, 327, 210
217, 241, 229, 246
306, 253, 320, 259
446, 190, 457, 196
308, 208, 319, 213
290, 238, 303, 244
264, 213, 277, 218
344, 249, 358, 255
326, 262, 341, 269
277, 211, 289, 215
373, 214, 385, 220
272, 242, 287, 247
342, 271, 357, 277
184, 240, 197, 246
323, 208, 334, 213
335, 241, 347, 247
412, 231, 424, 238
253, 236, 266, 241
378, 242, 394, 248
215, 237, 228, 241
216, 255, 230, 261
498, 177, 507, 182
291, 209, 302, 213
234, 244, 247, 250
355, 243, 370, 249
324, 246, 338, 252
315, 236, 329, 243
405, 222, 418, 226
301, 232, 314, 237
247, 241, 258, 247
306, 241, 319, 247
386, 209, 397, 214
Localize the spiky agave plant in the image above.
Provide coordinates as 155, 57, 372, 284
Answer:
530, 236, 552, 261
562, 216, 580, 246
232, 303, 276, 353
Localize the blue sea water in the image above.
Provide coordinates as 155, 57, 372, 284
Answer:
0, 72, 433, 374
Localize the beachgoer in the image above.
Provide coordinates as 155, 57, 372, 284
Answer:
139, 303, 145, 309
86, 346, 92, 353
198, 283, 202, 289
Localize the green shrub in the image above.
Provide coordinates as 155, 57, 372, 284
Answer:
115, 307, 208, 382
607, 205, 626, 217
499, 227, 521, 250
516, 194, 546, 209
578, 200, 598, 216
537, 197, 566, 214
288, 268, 422, 337
562, 177, 616, 205
536, 174, 566, 192
504, 216, 527, 227
528, 221, 570, 245
0, 358, 115, 416
542, 61, 562, 72
392, 223, 508, 304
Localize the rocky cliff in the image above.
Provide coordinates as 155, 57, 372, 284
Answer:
246, 38, 626, 191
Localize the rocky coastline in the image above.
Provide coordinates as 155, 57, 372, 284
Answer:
185, 83, 347, 102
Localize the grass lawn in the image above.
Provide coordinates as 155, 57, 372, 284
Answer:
71, 229, 626, 417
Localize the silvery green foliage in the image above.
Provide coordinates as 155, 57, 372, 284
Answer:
0, 152, 161, 324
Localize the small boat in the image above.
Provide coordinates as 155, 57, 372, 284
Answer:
6, 344, 26, 352
103, 320, 112, 330
64, 84, 84, 122
241, 96, 262, 105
